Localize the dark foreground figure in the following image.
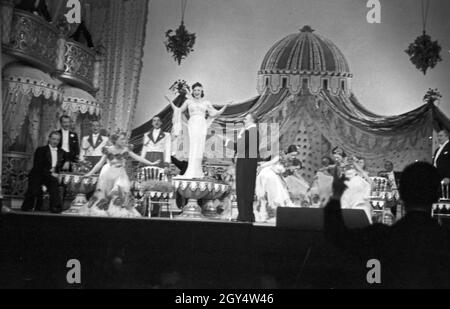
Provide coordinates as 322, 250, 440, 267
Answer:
325, 161, 450, 288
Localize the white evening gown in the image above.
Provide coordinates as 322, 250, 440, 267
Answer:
79, 148, 141, 218
182, 100, 209, 178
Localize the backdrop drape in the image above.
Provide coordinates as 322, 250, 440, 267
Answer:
84, 0, 149, 134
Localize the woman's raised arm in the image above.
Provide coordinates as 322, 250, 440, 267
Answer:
259, 155, 280, 169
166, 94, 189, 112
207, 101, 229, 117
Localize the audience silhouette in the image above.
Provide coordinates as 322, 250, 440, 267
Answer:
325, 161, 450, 288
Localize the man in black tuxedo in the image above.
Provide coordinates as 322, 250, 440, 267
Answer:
226, 114, 259, 222
324, 162, 450, 288
433, 129, 450, 186
22, 131, 69, 213
57, 115, 80, 169
171, 156, 189, 209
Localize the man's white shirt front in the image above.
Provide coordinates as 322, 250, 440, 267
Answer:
152, 128, 161, 141
49, 145, 58, 171
434, 140, 449, 167
61, 129, 70, 153
92, 133, 99, 146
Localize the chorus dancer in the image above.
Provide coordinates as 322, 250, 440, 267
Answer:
339, 160, 373, 223
80, 131, 157, 218
254, 146, 296, 223
352, 156, 372, 184
282, 145, 310, 206
166, 82, 228, 178
330, 146, 348, 177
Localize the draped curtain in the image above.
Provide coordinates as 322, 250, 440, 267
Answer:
2, 68, 62, 150
2, 89, 33, 149
84, 0, 149, 134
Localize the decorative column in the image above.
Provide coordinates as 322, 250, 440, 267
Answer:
55, 34, 66, 72
93, 55, 102, 91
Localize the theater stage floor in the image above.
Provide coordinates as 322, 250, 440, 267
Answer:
0, 211, 367, 289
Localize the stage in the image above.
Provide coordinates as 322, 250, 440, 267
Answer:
0, 210, 371, 289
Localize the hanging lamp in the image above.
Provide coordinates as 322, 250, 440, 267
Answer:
164, 0, 197, 65
405, 0, 442, 74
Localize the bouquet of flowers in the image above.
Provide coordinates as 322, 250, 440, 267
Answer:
169, 79, 190, 94
169, 79, 190, 108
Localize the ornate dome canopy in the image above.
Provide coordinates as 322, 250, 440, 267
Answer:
260, 26, 351, 75
62, 85, 100, 116
3, 62, 62, 101
257, 26, 353, 96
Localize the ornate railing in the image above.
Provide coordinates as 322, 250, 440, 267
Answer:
2, 9, 60, 72
1, 152, 31, 198
59, 40, 98, 93
1, 7, 100, 92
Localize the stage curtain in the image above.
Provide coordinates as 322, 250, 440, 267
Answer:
2, 90, 32, 150
84, 0, 149, 134
282, 92, 434, 176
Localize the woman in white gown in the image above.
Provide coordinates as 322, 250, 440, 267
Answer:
168, 82, 227, 178
80, 132, 157, 217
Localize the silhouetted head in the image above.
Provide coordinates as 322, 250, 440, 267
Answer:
399, 162, 440, 212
